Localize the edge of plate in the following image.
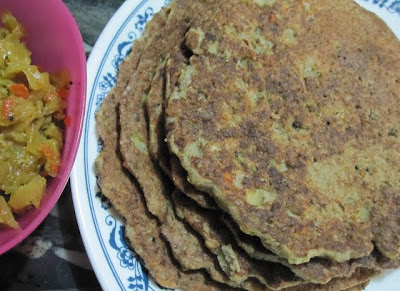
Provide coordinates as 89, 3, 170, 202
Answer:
70, 0, 149, 290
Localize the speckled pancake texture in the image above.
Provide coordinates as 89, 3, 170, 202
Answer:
95, 93, 232, 291
94, 0, 400, 290
166, 0, 400, 264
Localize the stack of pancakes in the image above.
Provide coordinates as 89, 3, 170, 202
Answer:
95, 0, 400, 290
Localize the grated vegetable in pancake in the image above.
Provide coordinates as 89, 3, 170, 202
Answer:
166, 0, 400, 264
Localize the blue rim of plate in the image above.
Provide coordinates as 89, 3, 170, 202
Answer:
84, 0, 151, 289
73, 0, 170, 290
72, 0, 400, 290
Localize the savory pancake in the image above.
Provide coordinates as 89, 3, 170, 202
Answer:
160, 189, 304, 290
119, 6, 170, 220
93, 36, 231, 288
94, 23, 238, 286
119, 0, 222, 220
165, 50, 218, 209
172, 191, 304, 289
224, 218, 400, 282
172, 190, 381, 290
173, 189, 392, 284
150, 47, 304, 290
112, 0, 303, 288
147, 46, 217, 209
114, 14, 303, 289
115, 0, 247, 286
95, 71, 246, 291
171, 154, 217, 209
145, 61, 244, 287
160, 188, 247, 288
110, 0, 327, 288
172, 190, 303, 286
166, 0, 400, 264
94, 0, 400, 289
116, 11, 302, 286
95, 93, 233, 290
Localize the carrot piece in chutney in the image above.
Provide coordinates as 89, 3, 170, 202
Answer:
9, 83, 29, 99
58, 86, 70, 100
64, 115, 72, 127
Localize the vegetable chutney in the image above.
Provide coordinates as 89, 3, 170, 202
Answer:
0, 11, 68, 228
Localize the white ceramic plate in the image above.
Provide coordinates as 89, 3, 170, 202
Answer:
70, 0, 400, 290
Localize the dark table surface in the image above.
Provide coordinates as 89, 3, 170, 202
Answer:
0, 0, 124, 290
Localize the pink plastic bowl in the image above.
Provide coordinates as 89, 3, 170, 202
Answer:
0, 0, 86, 254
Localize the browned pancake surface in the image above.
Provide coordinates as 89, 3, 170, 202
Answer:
167, 0, 400, 264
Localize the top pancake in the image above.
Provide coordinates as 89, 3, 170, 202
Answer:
166, 0, 400, 264
115, 0, 307, 287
